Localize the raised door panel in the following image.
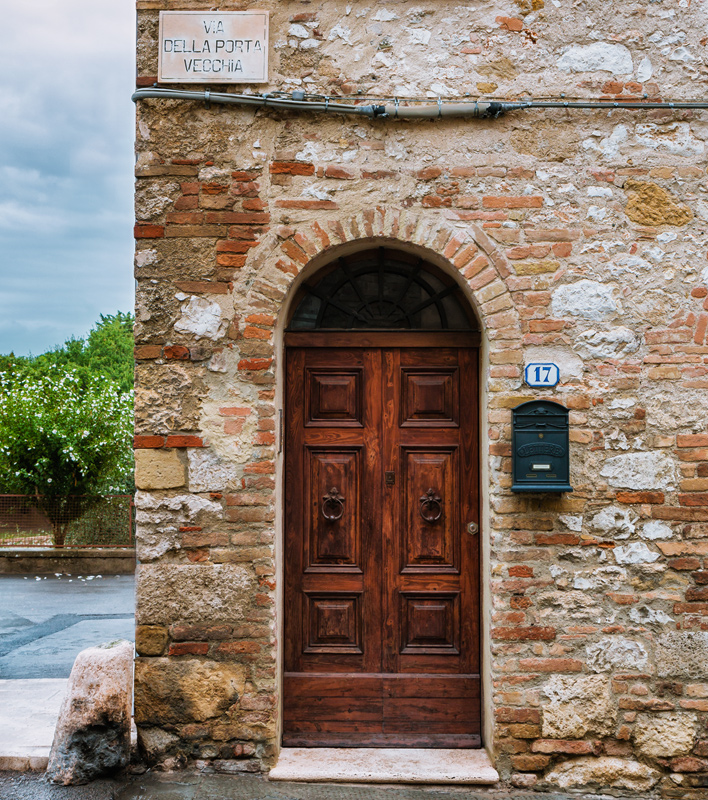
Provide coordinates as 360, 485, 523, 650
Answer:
401, 448, 459, 572
304, 591, 363, 653
400, 592, 460, 654
306, 368, 363, 427
305, 448, 361, 572
400, 368, 459, 427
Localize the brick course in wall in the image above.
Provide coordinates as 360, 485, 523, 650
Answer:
134, 0, 708, 793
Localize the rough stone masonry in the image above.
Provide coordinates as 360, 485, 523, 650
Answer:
133, 0, 708, 795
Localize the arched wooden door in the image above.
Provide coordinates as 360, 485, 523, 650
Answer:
283, 249, 481, 748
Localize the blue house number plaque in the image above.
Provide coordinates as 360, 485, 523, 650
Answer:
525, 363, 560, 388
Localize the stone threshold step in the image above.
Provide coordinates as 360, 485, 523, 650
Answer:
269, 748, 499, 785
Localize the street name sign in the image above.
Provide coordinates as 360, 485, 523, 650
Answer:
158, 11, 269, 83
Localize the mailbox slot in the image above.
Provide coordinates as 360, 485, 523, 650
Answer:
511, 400, 573, 493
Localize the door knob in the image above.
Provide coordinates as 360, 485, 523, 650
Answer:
467, 521, 479, 535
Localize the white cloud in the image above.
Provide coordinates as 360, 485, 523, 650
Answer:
0, 0, 135, 355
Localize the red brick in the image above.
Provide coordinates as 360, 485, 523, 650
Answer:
243, 326, 271, 340
509, 566, 533, 577
215, 640, 262, 655
238, 358, 273, 371
535, 533, 580, 545
529, 320, 567, 332
224, 419, 245, 435
674, 602, 708, 614
163, 345, 190, 360
217, 254, 247, 268
669, 558, 701, 571
166, 211, 205, 224
216, 240, 257, 253
415, 167, 442, 180
245, 313, 275, 325
134, 345, 162, 359
531, 740, 596, 754
680, 494, 708, 507
483, 196, 543, 209
165, 435, 204, 448
552, 242, 573, 257
324, 165, 356, 179
496, 707, 541, 724
269, 161, 315, 176
231, 170, 261, 181
169, 642, 209, 656
492, 626, 556, 641
171, 624, 232, 641
511, 755, 550, 771
686, 587, 708, 601
219, 406, 251, 416
275, 200, 337, 209
618, 697, 675, 711
134, 435, 164, 449
678, 434, 708, 447
244, 461, 275, 474
669, 756, 708, 773
174, 195, 198, 210
496, 15, 524, 30
524, 228, 581, 242
510, 596, 532, 609
616, 491, 665, 504
361, 170, 398, 179
607, 593, 639, 605
518, 658, 583, 672
134, 223, 164, 238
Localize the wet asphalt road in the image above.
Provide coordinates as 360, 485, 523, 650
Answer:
0, 574, 134, 678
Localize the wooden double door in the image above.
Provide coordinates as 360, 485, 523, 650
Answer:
283, 333, 481, 747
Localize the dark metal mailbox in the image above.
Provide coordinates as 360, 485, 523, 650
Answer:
511, 400, 573, 493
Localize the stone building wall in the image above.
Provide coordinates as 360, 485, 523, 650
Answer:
134, 0, 708, 793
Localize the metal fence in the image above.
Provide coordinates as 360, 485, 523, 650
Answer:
0, 495, 134, 548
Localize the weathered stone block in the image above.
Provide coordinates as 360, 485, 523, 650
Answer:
545, 757, 660, 791
633, 712, 697, 757
136, 563, 257, 625
586, 636, 650, 673
135, 449, 185, 489
600, 451, 677, 491
134, 658, 246, 725
655, 632, 708, 679
541, 675, 616, 738
135, 625, 168, 656
46, 640, 133, 785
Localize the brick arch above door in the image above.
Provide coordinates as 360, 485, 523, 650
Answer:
229, 208, 523, 352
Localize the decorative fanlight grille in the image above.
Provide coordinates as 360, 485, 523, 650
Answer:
288, 248, 477, 331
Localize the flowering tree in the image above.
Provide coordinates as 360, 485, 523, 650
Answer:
0, 371, 133, 546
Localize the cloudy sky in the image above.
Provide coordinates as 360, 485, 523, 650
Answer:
0, 1, 135, 355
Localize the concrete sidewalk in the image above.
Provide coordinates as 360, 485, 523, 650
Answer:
0, 772, 659, 800
0, 679, 67, 771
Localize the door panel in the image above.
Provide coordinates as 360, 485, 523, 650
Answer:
284, 341, 480, 747
306, 449, 362, 571
401, 448, 458, 571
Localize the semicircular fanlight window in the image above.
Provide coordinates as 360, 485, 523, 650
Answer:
288, 248, 477, 331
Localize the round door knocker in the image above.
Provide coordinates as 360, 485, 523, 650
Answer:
419, 488, 442, 523
322, 487, 345, 521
